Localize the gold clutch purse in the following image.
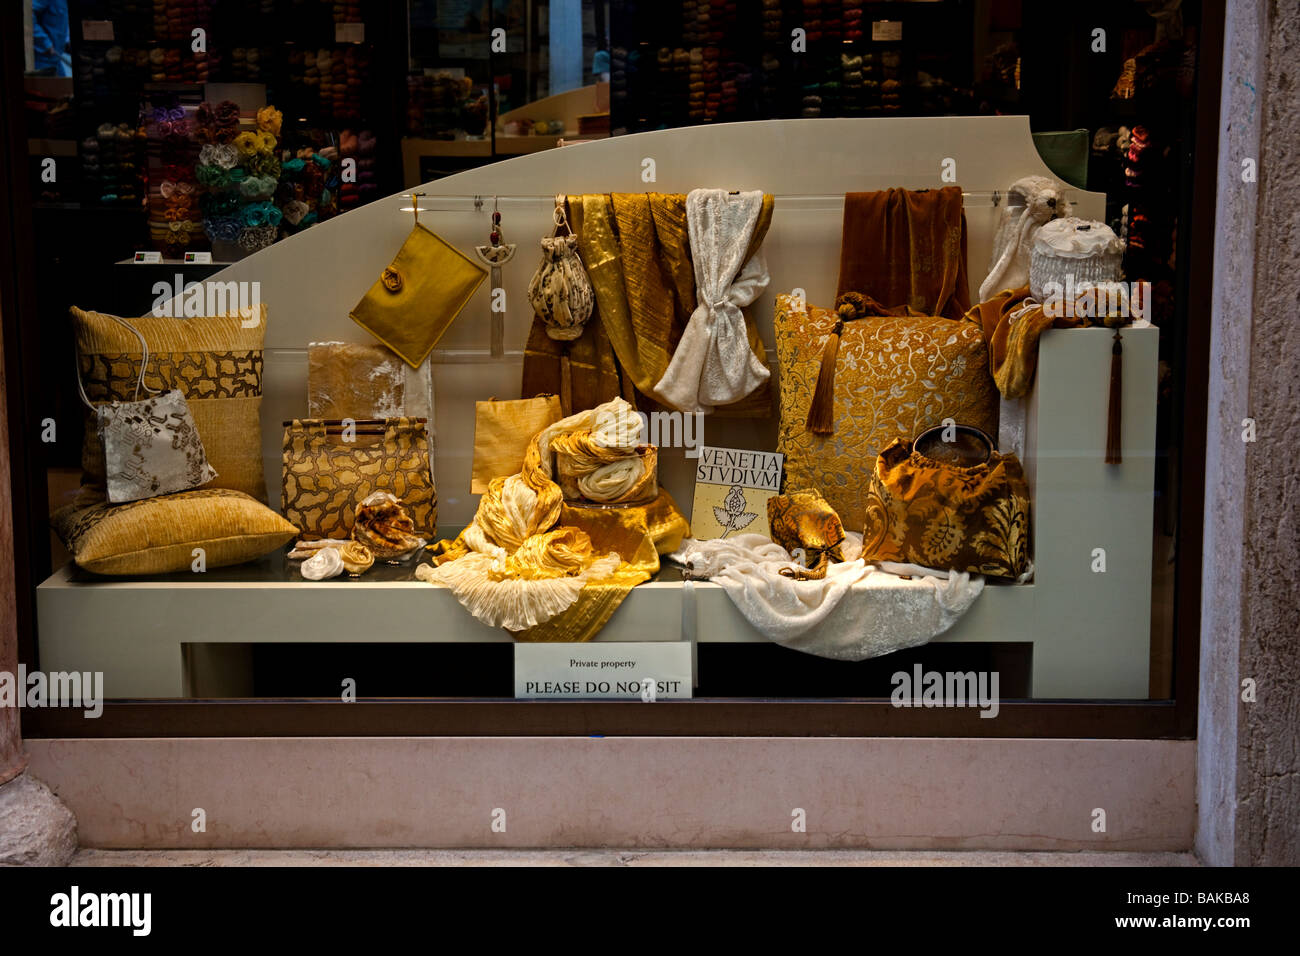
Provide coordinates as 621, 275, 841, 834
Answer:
350, 222, 487, 369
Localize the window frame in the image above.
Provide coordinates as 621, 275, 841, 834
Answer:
1, 0, 1222, 742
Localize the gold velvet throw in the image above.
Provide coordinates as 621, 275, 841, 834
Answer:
521, 193, 775, 417
967, 284, 1108, 399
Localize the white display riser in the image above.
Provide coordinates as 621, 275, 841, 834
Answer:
39, 324, 1156, 700
37, 118, 1157, 700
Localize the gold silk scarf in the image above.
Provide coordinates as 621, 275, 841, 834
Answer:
520, 194, 775, 417
419, 398, 689, 639
514, 497, 685, 642
550, 430, 658, 504
968, 284, 1133, 399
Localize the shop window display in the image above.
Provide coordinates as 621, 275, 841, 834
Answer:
5, 0, 1216, 735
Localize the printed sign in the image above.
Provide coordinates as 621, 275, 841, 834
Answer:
132, 251, 162, 264
872, 20, 903, 42
690, 445, 783, 539
335, 22, 365, 43
183, 251, 213, 264
515, 643, 692, 699
81, 20, 115, 41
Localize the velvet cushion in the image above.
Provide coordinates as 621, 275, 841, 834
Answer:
52, 488, 297, 576
71, 304, 269, 502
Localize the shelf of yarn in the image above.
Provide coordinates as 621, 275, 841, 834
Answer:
144, 101, 206, 259
194, 102, 284, 258
79, 121, 147, 208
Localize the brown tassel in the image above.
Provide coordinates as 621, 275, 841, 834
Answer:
806, 297, 866, 435
1105, 329, 1123, 464
805, 318, 843, 435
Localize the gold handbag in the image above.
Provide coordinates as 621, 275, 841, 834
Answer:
861, 424, 1030, 579
470, 394, 564, 494
282, 417, 436, 539
766, 488, 846, 580
350, 221, 487, 369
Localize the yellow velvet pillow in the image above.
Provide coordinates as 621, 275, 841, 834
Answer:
774, 294, 997, 531
52, 488, 297, 576
71, 305, 269, 502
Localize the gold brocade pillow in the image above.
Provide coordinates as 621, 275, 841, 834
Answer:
52, 488, 297, 576
350, 223, 487, 369
861, 431, 1030, 579
71, 305, 269, 502
773, 294, 996, 530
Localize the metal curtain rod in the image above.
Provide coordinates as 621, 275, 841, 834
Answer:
399, 189, 1018, 209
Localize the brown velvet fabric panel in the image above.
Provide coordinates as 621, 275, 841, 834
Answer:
836, 186, 970, 321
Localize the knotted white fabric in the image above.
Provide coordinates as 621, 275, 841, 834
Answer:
653, 189, 771, 413
980, 175, 1071, 303
670, 533, 984, 661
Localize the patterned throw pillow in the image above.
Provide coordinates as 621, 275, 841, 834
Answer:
773, 294, 997, 531
52, 488, 297, 576
71, 305, 269, 502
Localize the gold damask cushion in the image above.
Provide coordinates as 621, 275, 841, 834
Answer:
774, 294, 996, 530
861, 437, 1030, 578
71, 305, 268, 502
52, 488, 297, 576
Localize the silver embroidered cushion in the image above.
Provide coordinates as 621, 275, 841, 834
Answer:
96, 388, 218, 503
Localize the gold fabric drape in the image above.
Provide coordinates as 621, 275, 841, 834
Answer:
423, 398, 690, 643
968, 284, 1128, 399
521, 192, 776, 417
514, 491, 689, 642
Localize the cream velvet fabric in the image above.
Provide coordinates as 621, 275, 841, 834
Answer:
669, 532, 984, 661
653, 189, 771, 412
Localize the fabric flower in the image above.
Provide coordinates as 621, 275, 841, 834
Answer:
255, 106, 282, 136
282, 200, 309, 226
198, 143, 238, 169
233, 131, 261, 157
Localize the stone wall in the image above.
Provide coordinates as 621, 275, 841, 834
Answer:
1197, 0, 1300, 867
